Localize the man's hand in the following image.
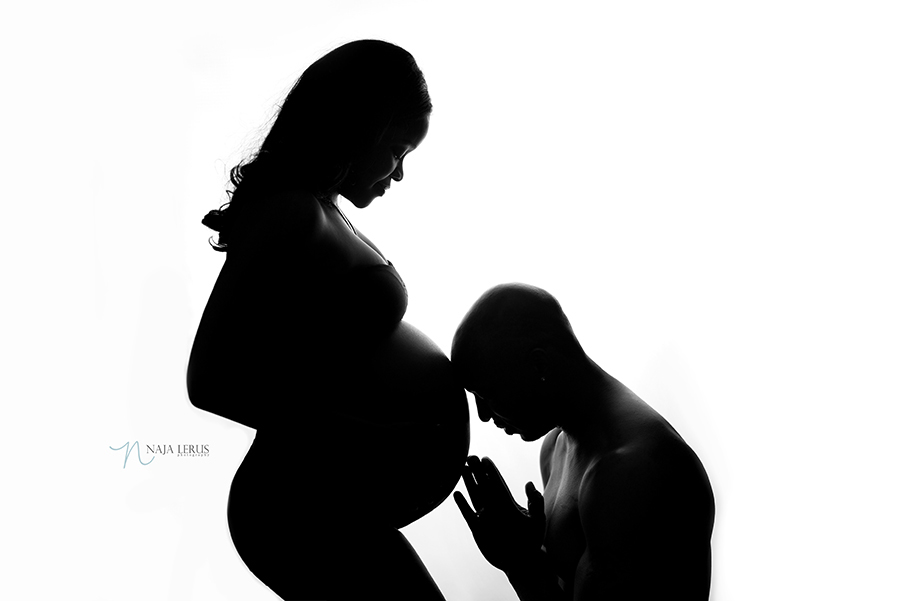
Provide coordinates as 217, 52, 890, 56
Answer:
454, 455, 546, 573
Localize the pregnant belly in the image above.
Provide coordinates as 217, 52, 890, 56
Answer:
245, 320, 470, 528
341, 320, 469, 425
340, 321, 470, 525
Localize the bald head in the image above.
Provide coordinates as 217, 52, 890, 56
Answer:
451, 283, 584, 389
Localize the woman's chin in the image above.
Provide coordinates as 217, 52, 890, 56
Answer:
342, 191, 377, 209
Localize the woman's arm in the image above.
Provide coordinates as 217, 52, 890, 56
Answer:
186, 191, 329, 427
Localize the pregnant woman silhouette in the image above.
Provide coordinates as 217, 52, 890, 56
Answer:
186, 40, 469, 600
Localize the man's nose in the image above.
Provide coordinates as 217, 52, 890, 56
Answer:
474, 395, 492, 422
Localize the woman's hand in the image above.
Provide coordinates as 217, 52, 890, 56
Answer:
454, 455, 546, 573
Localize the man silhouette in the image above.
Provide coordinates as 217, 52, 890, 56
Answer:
452, 283, 715, 600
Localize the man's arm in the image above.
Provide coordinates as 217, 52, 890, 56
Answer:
504, 549, 567, 601
573, 443, 714, 600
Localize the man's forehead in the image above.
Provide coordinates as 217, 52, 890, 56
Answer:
461, 367, 506, 398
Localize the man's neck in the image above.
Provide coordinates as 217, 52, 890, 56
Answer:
557, 361, 639, 457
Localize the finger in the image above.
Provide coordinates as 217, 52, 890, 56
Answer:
461, 465, 484, 511
481, 457, 517, 505
525, 481, 542, 503
466, 455, 484, 483
525, 481, 545, 520
470, 456, 498, 507
453, 491, 478, 528
466, 456, 491, 498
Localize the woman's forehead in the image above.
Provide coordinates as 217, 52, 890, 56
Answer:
387, 114, 429, 146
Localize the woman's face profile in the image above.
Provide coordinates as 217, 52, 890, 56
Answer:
340, 115, 430, 208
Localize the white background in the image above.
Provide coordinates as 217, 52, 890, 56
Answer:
2, 1, 899, 599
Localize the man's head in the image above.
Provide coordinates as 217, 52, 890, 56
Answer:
451, 283, 586, 441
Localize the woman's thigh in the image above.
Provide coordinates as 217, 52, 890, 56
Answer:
230, 508, 445, 600
227, 447, 446, 600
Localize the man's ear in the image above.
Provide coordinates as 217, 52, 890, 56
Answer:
529, 348, 549, 383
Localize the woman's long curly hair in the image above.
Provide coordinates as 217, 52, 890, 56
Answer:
202, 40, 432, 251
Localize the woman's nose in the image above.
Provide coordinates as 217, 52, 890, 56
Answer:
391, 161, 404, 181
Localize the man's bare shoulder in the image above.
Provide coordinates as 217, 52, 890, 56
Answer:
579, 426, 714, 537
573, 424, 714, 598
586, 424, 706, 487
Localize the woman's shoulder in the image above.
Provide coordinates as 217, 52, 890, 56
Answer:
240, 189, 328, 254
265, 189, 328, 238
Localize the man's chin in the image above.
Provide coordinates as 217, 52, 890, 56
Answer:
519, 430, 544, 442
